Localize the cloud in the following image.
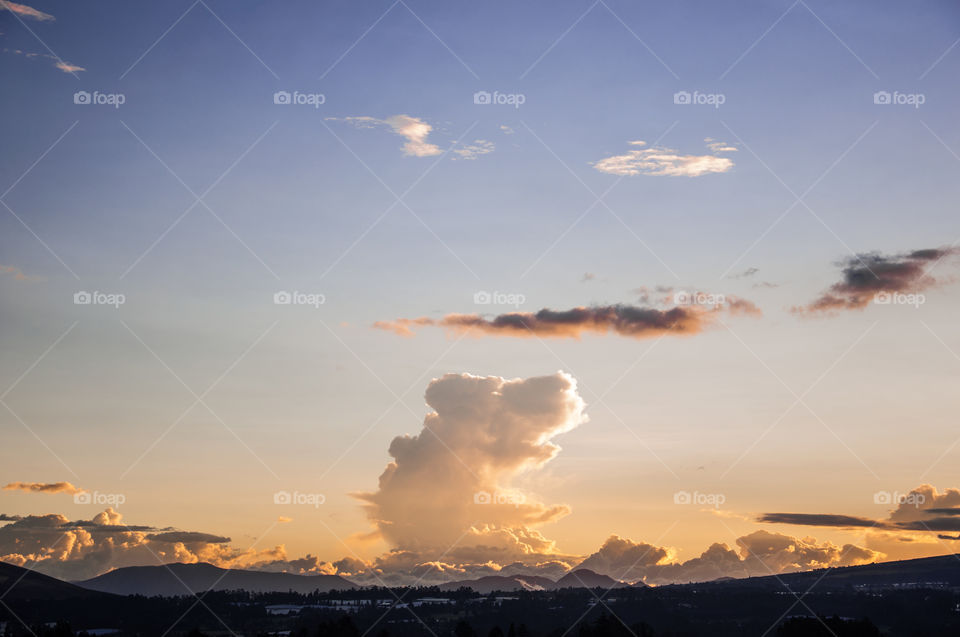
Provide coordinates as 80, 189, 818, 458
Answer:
757, 513, 881, 529
593, 139, 734, 177
758, 485, 960, 557
0, 1, 54, 21
452, 139, 494, 160
334, 115, 442, 157
352, 372, 587, 578
705, 137, 738, 153
374, 299, 760, 340
729, 267, 759, 279
0, 508, 296, 580
793, 248, 958, 315
0, 265, 30, 280
574, 531, 880, 586
3, 481, 84, 495
54, 60, 84, 73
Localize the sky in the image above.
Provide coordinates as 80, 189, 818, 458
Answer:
2, 0, 960, 586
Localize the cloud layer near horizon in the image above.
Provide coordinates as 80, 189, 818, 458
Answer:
374, 299, 760, 340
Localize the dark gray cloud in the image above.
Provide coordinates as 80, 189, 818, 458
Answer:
794, 248, 957, 314
375, 299, 760, 339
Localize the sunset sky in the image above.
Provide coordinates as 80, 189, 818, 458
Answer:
2, 0, 960, 585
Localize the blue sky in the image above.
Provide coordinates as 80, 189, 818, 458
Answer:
2, 0, 960, 583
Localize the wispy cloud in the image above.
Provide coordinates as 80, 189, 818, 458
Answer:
452, 139, 494, 160
374, 298, 760, 340
333, 114, 442, 157
55, 60, 84, 73
0, 0, 54, 21
3, 481, 84, 495
593, 138, 735, 177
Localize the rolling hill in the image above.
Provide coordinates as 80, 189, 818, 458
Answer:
0, 561, 108, 600
75, 562, 357, 596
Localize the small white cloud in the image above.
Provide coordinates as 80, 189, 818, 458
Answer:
593, 140, 735, 177
452, 139, 494, 160
500, 125, 514, 135
334, 115, 442, 157
705, 137, 737, 153
55, 60, 84, 73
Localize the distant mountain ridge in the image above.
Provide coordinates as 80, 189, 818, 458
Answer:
689, 553, 960, 591
75, 562, 357, 596
439, 569, 633, 592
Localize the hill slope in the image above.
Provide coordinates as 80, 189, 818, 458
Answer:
75, 562, 357, 596
0, 561, 107, 600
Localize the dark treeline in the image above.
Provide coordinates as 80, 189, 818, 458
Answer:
2, 585, 958, 637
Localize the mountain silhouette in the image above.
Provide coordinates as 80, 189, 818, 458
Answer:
75, 562, 356, 596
